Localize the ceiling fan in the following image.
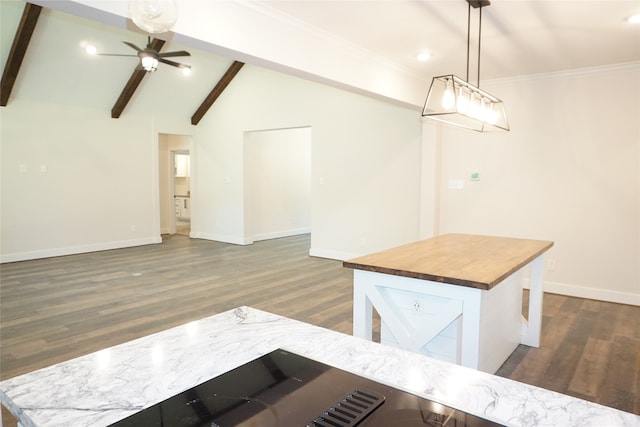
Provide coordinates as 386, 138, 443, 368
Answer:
100, 36, 191, 73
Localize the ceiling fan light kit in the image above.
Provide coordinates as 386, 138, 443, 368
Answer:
98, 37, 191, 73
140, 52, 159, 72
422, 0, 509, 132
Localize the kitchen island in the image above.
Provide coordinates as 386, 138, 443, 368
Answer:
344, 234, 554, 373
0, 306, 636, 426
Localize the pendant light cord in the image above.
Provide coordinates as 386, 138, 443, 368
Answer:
465, 1, 485, 87
477, 5, 482, 87
466, 2, 471, 82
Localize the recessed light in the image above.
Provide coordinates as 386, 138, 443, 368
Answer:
417, 52, 432, 62
628, 13, 640, 24
181, 67, 192, 76
84, 44, 97, 55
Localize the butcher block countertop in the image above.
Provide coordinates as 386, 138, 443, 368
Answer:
343, 233, 554, 290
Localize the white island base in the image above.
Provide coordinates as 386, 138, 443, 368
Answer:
354, 263, 540, 374
346, 234, 552, 374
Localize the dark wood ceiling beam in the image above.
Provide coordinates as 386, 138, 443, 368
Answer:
111, 38, 166, 119
1, 3, 42, 106
191, 61, 244, 125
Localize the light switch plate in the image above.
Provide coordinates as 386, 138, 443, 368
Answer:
448, 179, 464, 190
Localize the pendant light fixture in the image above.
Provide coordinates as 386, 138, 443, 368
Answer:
422, 0, 509, 132
129, 0, 178, 34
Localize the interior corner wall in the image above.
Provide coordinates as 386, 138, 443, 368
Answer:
429, 63, 640, 305
419, 123, 442, 240
192, 64, 422, 259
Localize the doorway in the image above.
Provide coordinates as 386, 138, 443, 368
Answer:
158, 134, 192, 237
244, 127, 311, 243
173, 151, 191, 236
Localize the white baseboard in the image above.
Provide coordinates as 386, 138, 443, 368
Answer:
193, 229, 311, 246
192, 231, 252, 245
541, 280, 640, 306
0, 237, 161, 263
309, 247, 358, 261
251, 227, 311, 243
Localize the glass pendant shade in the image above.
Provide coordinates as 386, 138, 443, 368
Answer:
129, 0, 178, 34
422, 74, 509, 132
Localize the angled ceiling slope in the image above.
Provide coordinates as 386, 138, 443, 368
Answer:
111, 39, 244, 122
0, 2, 41, 106
191, 60, 244, 125
1, 2, 245, 124
10, 0, 640, 112
111, 37, 165, 118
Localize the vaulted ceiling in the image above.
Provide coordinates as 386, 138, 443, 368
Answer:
1, 0, 639, 120
0, 0, 245, 122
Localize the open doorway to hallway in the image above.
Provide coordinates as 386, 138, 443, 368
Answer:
244, 127, 311, 245
173, 151, 191, 236
159, 134, 193, 237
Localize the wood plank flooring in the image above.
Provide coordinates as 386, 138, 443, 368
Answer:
1, 234, 639, 425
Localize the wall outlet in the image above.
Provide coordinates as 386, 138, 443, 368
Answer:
547, 259, 556, 271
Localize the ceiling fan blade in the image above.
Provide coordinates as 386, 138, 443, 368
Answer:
159, 50, 191, 58
123, 41, 143, 52
158, 58, 189, 68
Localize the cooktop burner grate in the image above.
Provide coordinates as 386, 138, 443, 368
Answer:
307, 389, 385, 427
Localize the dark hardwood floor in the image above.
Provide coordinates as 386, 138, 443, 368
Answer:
1, 234, 639, 425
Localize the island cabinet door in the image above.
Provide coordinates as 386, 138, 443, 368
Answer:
352, 268, 527, 374
379, 290, 465, 365
352, 271, 473, 366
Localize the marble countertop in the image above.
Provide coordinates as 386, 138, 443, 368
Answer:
1, 307, 637, 427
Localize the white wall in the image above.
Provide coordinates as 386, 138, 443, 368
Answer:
245, 127, 311, 242
192, 65, 422, 258
423, 63, 640, 305
0, 63, 422, 262
0, 101, 159, 260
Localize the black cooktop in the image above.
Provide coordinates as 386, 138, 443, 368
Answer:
110, 349, 505, 426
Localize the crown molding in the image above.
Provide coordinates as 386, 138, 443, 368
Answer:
486, 61, 640, 86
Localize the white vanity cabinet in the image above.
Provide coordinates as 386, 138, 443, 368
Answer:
175, 197, 190, 220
